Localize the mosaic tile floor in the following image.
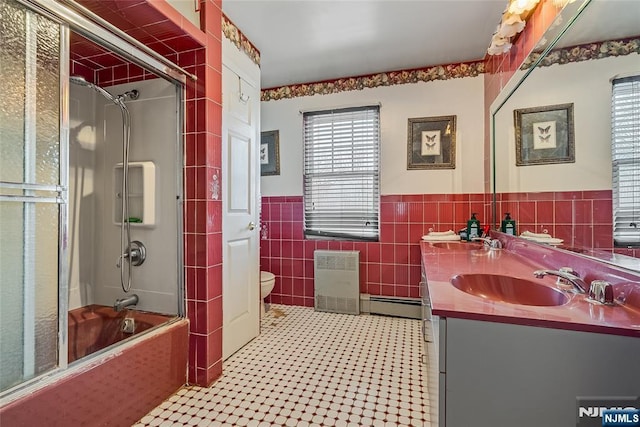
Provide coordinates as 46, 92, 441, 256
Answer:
134, 305, 430, 426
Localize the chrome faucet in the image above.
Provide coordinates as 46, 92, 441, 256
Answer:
471, 237, 503, 249
114, 294, 139, 312
533, 268, 587, 294
116, 240, 146, 268
588, 280, 615, 305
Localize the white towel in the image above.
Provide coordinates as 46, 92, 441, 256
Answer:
520, 235, 564, 245
422, 234, 461, 242
520, 231, 552, 239
427, 230, 456, 236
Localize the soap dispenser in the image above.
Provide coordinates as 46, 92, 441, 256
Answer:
466, 213, 481, 241
501, 212, 517, 235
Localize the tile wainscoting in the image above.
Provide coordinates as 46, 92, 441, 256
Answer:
260, 194, 490, 307
496, 190, 615, 252
261, 190, 632, 307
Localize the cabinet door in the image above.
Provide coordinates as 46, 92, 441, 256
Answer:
438, 372, 446, 427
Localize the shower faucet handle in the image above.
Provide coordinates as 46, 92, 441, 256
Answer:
116, 251, 134, 268
116, 240, 147, 268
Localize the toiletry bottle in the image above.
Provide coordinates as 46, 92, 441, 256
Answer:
501, 212, 517, 235
466, 213, 480, 241
458, 227, 467, 241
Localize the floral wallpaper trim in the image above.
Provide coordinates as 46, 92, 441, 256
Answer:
222, 14, 260, 66
261, 61, 485, 101
522, 37, 640, 69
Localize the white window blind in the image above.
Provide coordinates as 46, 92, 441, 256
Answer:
303, 106, 380, 241
612, 75, 640, 246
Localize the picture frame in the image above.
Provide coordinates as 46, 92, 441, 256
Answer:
407, 115, 456, 169
260, 130, 280, 176
514, 103, 575, 166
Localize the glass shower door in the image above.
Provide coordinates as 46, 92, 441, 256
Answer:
0, 0, 65, 393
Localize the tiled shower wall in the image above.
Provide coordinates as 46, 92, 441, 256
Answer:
70, 0, 223, 387
261, 190, 626, 306
71, 60, 161, 86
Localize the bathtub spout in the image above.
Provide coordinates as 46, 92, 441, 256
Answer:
114, 294, 139, 312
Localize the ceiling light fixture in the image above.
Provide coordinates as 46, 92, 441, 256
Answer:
508, 0, 540, 15
552, 0, 577, 7
487, 0, 540, 55
497, 14, 526, 38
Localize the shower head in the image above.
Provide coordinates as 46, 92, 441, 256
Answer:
69, 75, 119, 104
69, 75, 91, 87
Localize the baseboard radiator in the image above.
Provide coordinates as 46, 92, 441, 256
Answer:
314, 250, 360, 315
361, 294, 421, 319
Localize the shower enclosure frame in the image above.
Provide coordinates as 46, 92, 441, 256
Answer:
2, 0, 188, 402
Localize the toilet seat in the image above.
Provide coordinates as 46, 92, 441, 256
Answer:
259, 271, 275, 316
260, 271, 275, 283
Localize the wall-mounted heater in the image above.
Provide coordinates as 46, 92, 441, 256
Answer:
314, 250, 360, 315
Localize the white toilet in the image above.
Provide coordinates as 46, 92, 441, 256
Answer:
260, 271, 275, 316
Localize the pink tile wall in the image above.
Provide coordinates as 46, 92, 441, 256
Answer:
496, 190, 634, 255
73, 52, 196, 88
69, 60, 95, 84
260, 194, 490, 305
262, 189, 633, 308
184, 0, 223, 387
95, 62, 161, 86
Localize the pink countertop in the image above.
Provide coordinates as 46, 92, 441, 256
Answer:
421, 240, 640, 337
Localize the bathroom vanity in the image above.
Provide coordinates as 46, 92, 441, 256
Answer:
424, 0, 640, 422
420, 237, 640, 427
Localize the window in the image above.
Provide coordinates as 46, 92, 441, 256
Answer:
612, 75, 640, 246
303, 106, 380, 241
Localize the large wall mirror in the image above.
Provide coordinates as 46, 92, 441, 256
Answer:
491, 0, 640, 270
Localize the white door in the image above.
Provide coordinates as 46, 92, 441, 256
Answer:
222, 59, 260, 359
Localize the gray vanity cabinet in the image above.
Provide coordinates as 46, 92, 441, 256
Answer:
420, 268, 441, 426
420, 256, 640, 427
422, 310, 640, 427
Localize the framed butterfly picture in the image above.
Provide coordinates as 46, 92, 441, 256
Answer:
407, 115, 456, 169
260, 130, 280, 176
514, 103, 574, 166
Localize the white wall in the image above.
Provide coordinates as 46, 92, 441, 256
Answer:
68, 79, 180, 314
68, 85, 98, 309
261, 76, 485, 196
494, 54, 639, 193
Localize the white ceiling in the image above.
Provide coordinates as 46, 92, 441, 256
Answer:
557, 0, 640, 48
222, 1, 508, 88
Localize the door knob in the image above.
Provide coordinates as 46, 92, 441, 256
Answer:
248, 221, 256, 230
